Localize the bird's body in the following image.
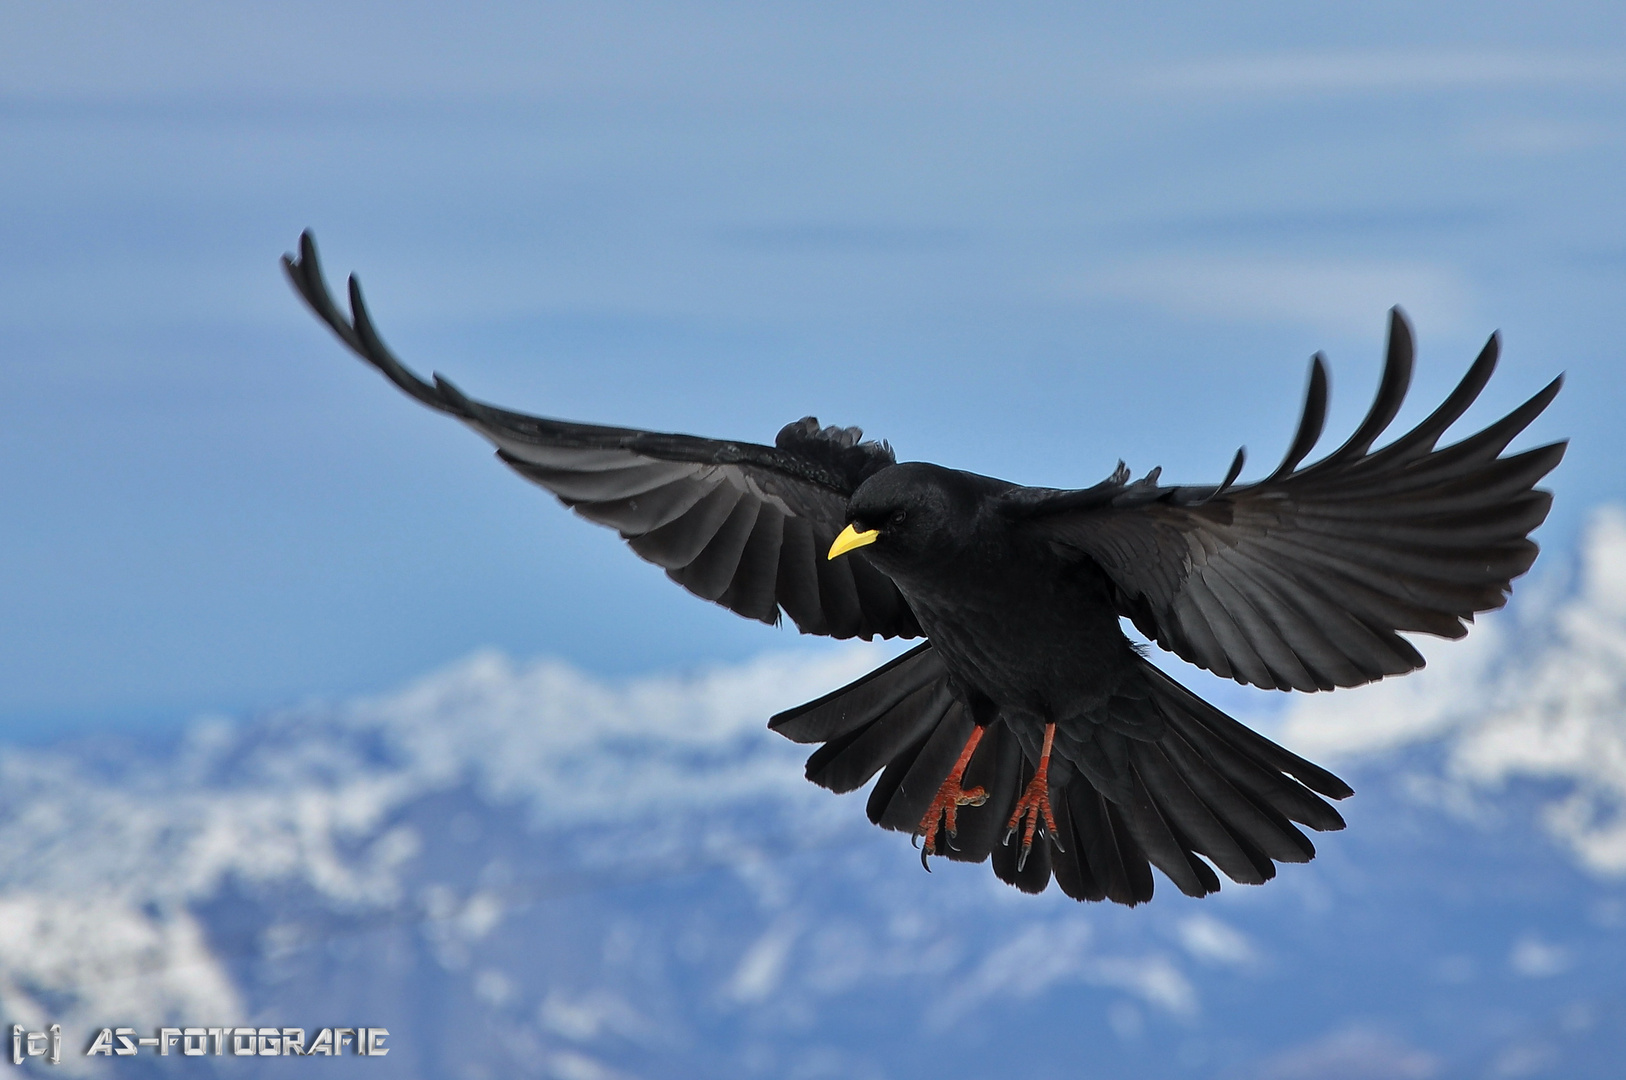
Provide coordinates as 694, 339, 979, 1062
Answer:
284, 231, 1565, 906
856, 465, 1138, 734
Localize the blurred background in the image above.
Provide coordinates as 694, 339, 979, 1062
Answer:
0, 3, 1623, 1077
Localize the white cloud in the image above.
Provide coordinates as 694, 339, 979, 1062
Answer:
1489, 1041, 1560, 1080
547, 1048, 632, 1080
350, 646, 893, 829
728, 918, 800, 1004
539, 990, 657, 1045
1079, 255, 1473, 336
1177, 914, 1258, 968
929, 920, 1093, 1024
1107, 1001, 1142, 1040
1086, 954, 1198, 1017
1251, 1026, 1439, 1080
930, 919, 1197, 1025
1459, 118, 1615, 157
1147, 51, 1625, 98
1509, 934, 1572, 979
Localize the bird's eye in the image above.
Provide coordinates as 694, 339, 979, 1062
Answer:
889, 510, 907, 527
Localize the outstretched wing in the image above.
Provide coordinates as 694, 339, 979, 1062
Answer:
283, 232, 920, 641
1010, 309, 1565, 692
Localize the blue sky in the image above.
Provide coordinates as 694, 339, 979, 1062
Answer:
1, 3, 1621, 738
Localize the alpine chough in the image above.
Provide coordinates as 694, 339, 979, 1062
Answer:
284, 231, 1565, 905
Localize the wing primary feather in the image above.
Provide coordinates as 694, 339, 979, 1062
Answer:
502, 458, 697, 501
285, 233, 453, 416
1264, 354, 1330, 481
1428, 375, 1565, 469
345, 275, 456, 414
1357, 331, 1500, 469
1196, 447, 1246, 505
1220, 549, 1396, 687
283, 232, 365, 355
1305, 307, 1415, 474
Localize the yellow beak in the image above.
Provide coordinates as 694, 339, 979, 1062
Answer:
828, 524, 880, 560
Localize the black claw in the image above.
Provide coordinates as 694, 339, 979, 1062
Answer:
1003, 826, 1016, 846
920, 843, 933, 872
1017, 843, 1032, 872
911, 832, 921, 849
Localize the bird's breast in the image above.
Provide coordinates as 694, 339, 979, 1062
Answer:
895, 549, 1136, 721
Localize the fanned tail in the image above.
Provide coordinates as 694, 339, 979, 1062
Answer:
1066, 658, 1349, 902
768, 648, 1351, 906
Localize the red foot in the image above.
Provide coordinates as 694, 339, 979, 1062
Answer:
917, 725, 989, 865
1006, 722, 1060, 870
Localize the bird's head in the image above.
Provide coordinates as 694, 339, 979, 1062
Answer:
828, 462, 981, 569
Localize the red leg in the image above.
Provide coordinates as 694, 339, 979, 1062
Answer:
1006, 722, 1060, 870
917, 725, 989, 864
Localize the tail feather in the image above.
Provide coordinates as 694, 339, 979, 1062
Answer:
1058, 780, 1154, 905
991, 755, 1054, 894
1145, 664, 1353, 800
1130, 740, 1273, 886
866, 701, 974, 831
1048, 784, 1105, 902
1101, 797, 1158, 903
1153, 680, 1347, 832
1119, 764, 1222, 898
769, 642, 943, 744
1158, 726, 1316, 863
1056, 724, 1135, 804
803, 679, 953, 793
771, 645, 1351, 906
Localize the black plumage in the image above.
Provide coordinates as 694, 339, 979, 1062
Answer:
284, 231, 1565, 905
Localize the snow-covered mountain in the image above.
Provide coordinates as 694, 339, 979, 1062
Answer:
3, 513, 1626, 1078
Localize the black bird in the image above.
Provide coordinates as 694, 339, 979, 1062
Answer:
284, 231, 1565, 905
